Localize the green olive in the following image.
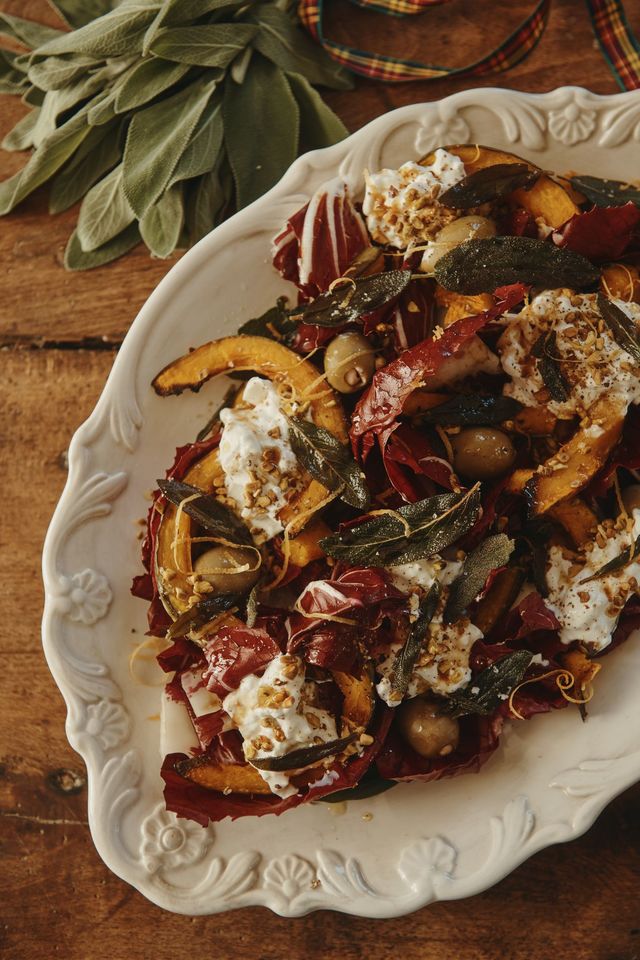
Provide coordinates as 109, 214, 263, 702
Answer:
193, 545, 259, 594
324, 331, 375, 394
421, 215, 496, 273
397, 697, 460, 759
622, 484, 640, 514
451, 427, 516, 481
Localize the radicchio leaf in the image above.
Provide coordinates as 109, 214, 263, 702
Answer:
202, 626, 282, 698
349, 284, 527, 459
444, 534, 515, 624
553, 202, 640, 261
380, 422, 456, 501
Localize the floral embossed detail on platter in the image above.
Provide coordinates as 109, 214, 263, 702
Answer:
86, 700, 131, 750
141, 804, 215, 875
55, 568, 112, 624
548, 102, 597, 145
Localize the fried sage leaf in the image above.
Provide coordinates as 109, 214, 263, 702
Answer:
320, 487, 481, 566
571, 174, 640, 209
446, 649, 533, 718
597, 293, 640, 364
439, 163, 537, 208
299, 269, 411, 328
195, 384, 238, 442
581, 534, 640, 583
288, 417, 370, 510
238, 296, 297, 342
250, 733, 359, 771
434, 236, 599, 294
415, 394, 523, 426
532, 330, 570, 402
444, 534, 514, 624
167, 593, 242, 640
391, 582, 440, 698
319, 769, 396, 803
157, 478, 253, 546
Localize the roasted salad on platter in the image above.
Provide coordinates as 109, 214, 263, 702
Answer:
132, 144, 640, 826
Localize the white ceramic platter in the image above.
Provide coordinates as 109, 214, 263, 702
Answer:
43, 86, 640, 917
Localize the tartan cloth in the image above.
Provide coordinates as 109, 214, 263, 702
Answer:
299, 0, 640, 89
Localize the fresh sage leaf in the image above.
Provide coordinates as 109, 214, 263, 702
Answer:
49, 120, 123, 214
140, 182, 184, 258
0, 49, 29, 95
439, 163, 538, 208
250, 733, 358, 771
169, 96, 223, 185
142, 0, 250, 53
167, 592, 243, 640
288, 417, 370, 510
248, 5, 352, 90
414, 394, 523, 426
238, 297, 297, 342
157, 478, 254, 546
150, 24, 258, 67
300, 269, 411, 328
34, 5, 159, 58
185, 157, 231, 243
390, 582, 440, 698
47, 0, 115, 30
2, 110, 40, 152
0, 110, 91, 215
444, 534, 514, 624
0, 12, 64, 48
114, 58, 191, 113
320, 487, 482, 566
532, 331, 569, 402
123, 76, 217, 217
28, 55, 99, 92
446, 649, 533, 718
597, 293, 640, 364
570, 174, 640, 209
224, 53, 299, 209
434, 236, 599, 294
286, 72, 348, 151
64, 222, 141, 270
76, 164, 135, 252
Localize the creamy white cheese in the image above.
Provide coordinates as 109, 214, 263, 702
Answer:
363, 150, 466, 249
219, 377, 299, 541
222, 654, 338, 797
387, 556, 461, 593
498, 289, 640, 418
424, 335, 501, 389
159, 688, 199, 758
546, 509, 640, 652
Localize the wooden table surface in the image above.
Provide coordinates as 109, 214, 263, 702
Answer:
2, 1, 639, 957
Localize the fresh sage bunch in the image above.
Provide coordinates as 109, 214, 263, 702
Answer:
0, 0, 351, 269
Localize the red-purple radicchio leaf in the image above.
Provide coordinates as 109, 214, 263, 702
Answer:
203, 627, 282, 699
553, 202, 640, 261
380, 422, 456, 501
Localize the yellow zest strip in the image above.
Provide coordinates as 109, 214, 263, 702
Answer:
265, 488, 339, 591
328, 276, 357, 295
191, 608, 239, 644
129, 636, 169, 687
171, 493, 201, 571
508, 668, 597, 720
434, 424, 455, 465
365, 508, 412, 538
291, 599, 358, 626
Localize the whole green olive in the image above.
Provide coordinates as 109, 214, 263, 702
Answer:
397, 697, 460, 759
324, 331, 376, 394
193, 545, 259, 594
451, 427, 516, 481
420, 215, 497, 273
622, 484, 640, 514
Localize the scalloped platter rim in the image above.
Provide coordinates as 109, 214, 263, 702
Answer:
42, 86, 640, 917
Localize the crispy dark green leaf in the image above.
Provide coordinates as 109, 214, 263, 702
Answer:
439, 163, 538, 208
195, 384, 239, 442
122, 76, 217, 217
444, 534, 514, 624
300, 269, 411, 328
238, 297, 297, 342
446, 649, 533, 718
114, 57, 191, 112
157, 478, 254, 546
390, 582, 440, 698
434, 236, 599, 294
532, 331, 569, 402
250, 733, 358, 771
150, 24, 257, 66
64, 222, 141, 270
570, 174, 640, 209
49, 119, 123, 214
248, 5, 352, 90
223, 53, 298, 209
319, 770, 397, 803
140, 181, 184, 258
288, 417, 370, 510
320, 487, 481, 566
286, 72, 348, 150
35, 4, 159, 57
597, 293, 640, 364
166, 592, 242, 640
77, 164, 135, 252
414, 394, 523, 426
581, 534, 640, 582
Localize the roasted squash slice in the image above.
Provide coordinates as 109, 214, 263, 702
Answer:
601, 263, 640, 302
549, 498, 598, 547
512, 406, 557, 436
419, 144, 580, 229
472, 567, 525, 636
434, 286, 494, 327
525, 399, 623, 515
